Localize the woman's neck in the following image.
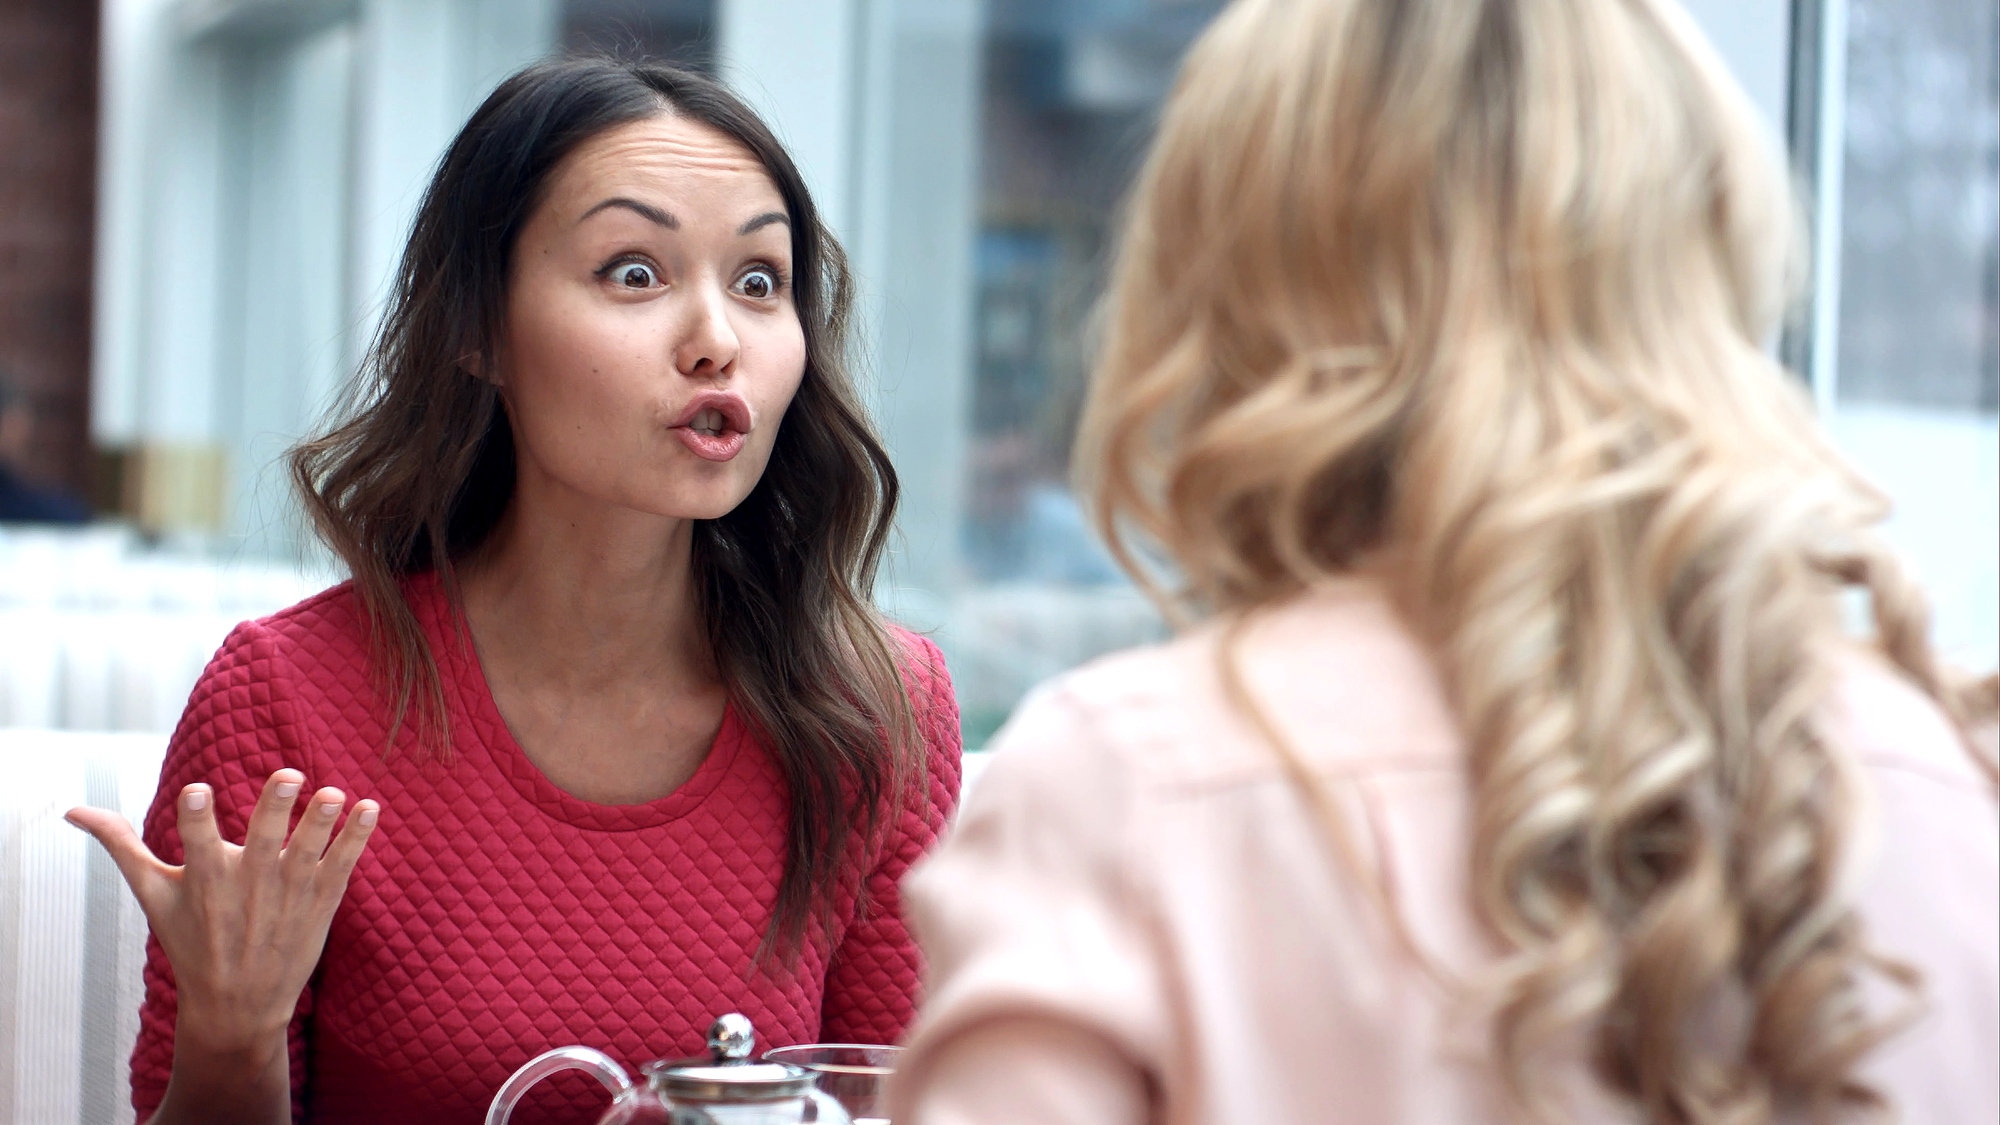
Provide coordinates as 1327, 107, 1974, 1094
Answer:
459, 478, 714, 691
452, 471, 729, 805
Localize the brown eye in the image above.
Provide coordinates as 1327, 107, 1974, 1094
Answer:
613, 262, 658, 288
738, 268, 777, 299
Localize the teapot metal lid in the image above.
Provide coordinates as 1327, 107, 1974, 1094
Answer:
643, 1014, 819, 1104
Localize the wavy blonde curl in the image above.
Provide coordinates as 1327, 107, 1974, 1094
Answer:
1075, 0, 1999, 1121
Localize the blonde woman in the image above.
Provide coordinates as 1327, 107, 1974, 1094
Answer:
888, 0, 1999, 1122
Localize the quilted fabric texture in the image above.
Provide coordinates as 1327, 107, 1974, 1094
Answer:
129, 574, 962, 1124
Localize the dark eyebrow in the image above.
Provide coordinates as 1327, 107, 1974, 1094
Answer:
578, 197, 678, 228
738, 212, 789, 236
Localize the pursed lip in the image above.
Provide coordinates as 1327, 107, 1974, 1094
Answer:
669, 390, 752, 434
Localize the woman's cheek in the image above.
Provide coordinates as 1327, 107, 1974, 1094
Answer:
762, 322, 809, 414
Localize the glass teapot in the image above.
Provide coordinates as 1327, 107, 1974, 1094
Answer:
485, 1014, 853, 1125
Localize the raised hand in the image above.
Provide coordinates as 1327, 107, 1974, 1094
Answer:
65, 769, 380, 1124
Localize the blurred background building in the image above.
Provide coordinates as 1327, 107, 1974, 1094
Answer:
0, 0, 1994, 744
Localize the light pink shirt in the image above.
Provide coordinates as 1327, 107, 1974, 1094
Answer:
891, 582, 1999, 1124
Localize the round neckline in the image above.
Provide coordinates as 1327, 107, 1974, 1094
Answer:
410, 570, 745, 832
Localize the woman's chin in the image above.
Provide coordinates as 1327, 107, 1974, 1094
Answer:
618, 481, 757, 524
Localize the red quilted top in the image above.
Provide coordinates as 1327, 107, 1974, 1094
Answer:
129, 573, 961, 1124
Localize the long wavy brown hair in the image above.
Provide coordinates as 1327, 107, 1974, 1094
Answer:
1077, 0, 1997, 1120
291, 57, 919, 953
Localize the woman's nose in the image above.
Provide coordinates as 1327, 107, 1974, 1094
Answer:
673, 283, 742, 379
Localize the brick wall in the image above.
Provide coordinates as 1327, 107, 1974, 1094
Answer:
0, 0, 99, 498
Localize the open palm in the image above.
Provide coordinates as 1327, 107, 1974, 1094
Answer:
66, 769, 381, 1058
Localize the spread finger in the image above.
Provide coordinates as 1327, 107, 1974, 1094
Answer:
283, 788, 346, 876
175, 783, 228, 870
64, 806, 173, 910
242, 769, 306, 863
318, 800, 380, 887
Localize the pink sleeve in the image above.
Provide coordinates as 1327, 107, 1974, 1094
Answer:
131, 620, 315, 1125
819, 633, 963, 1044
894, 1018, 1152, 1125
887, 685, 1167, 1125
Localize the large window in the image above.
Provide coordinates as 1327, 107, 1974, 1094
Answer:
86, 0, 1996, 743
1836, 0, 1997, 414
967, 1, 1225, 589
1806, 0, 1999, 668
945, 2, 1234, 741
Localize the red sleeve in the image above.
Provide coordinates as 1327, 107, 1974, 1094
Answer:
819, 632, 963, 1044
131, 619, 315, 1125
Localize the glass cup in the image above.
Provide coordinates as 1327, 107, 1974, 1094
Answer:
761, 1045, 903, 1125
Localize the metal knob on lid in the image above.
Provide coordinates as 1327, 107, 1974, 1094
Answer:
707, 1013, 755, 1062
643, 1014, 822, 1105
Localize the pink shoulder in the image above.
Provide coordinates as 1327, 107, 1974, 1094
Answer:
224, 578, 391, 691
251, 578, 368, 646
1827, 646, 1993, 795
883, 625, 962, 820
887, 623, 947, 678
169, 580, 374, 759
886, 625, 957, 737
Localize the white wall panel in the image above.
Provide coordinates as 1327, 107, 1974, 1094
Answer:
347, 0, 464, 345
91, 0, 176, 445
717, 0, 861, 240
93, 0, 559, 553
718, 0, 983, 598
218, 22, 357, 556
347, 0, 559, 376
138, 47, 233, 446
863, 0, 983, 599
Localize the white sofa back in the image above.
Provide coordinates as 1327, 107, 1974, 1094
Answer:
0, 527, 329, 732
0, 730, 165, 1125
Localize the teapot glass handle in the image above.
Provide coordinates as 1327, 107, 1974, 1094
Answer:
485, 1046, 633, 1125
803, 1086, 855, 1125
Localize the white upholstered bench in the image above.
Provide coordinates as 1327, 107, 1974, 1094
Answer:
0, 729, 164, 1125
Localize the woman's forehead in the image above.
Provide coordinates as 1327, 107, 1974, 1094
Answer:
544, 114, 784, 218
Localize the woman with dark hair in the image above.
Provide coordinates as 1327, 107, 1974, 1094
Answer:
65, 57, 961, 1124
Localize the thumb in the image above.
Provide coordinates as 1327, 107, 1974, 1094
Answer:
65, 806, 171, 908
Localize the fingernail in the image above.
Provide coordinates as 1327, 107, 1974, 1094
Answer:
185, 789, 209, 812
275, 781, 300, 799
317, 801, 339, 819
357, 807, 378, 827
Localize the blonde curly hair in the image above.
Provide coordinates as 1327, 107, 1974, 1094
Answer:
1075, 0, 1998, 1120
